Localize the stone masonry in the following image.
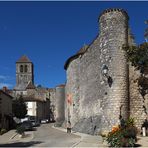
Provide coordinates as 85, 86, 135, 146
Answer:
64, 8, 147, 135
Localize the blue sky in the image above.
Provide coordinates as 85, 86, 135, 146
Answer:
0, 1, 147, 89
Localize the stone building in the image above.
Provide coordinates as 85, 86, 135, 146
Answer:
64, 8, 147, 135
5, 55, 66, 124
0, 89, 13, 130
10, 55, 51, 121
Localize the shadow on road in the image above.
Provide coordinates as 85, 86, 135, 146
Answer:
0, 141, 43, 147
134, 144, 142, 147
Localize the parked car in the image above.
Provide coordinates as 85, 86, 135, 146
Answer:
41, 119, 49, 124
31, 120, 40, 127
21, 121, 33, 131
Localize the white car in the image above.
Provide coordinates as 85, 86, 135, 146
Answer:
41, 119, 49, 124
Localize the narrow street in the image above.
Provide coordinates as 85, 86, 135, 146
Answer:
0, 123, 81, 147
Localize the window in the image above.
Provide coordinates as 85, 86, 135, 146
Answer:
25, 65, 28, 72
20, 65, 23, 73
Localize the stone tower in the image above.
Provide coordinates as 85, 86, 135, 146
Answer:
55, 84, 65, 127
15, 55, 34, 90
99, 8, 129, 129
65, 8, 130, 134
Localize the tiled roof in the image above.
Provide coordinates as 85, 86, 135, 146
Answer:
26, 82, 36, 89
23, 94, 46, 102
56, 84, 65, 88
16, 55, 32, 63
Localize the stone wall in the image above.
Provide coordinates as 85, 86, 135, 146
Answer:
55, 85, 65, 126
49, 88, 56, 121
129, 65, 148, 131
65, 8, 129, 135
66, 58, 80, 126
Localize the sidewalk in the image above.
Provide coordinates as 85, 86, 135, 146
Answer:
0, 129, 34, 144
137, 136, 148, 147
53, 126, 148, 147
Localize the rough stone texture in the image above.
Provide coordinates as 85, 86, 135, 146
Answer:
48, 88, 56, 121
65, 9, 129, 134
55, 85, 65, 126
129, 65, 148, 131
66, 58, 80, 126
15, 56, 34, 90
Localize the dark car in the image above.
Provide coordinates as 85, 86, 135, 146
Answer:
31, 120, 40, 127
21, 121, 33, 131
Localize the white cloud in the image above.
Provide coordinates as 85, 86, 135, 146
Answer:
0, 75, 7, 80
0, 75, 12, 80
0, 83, 13, 89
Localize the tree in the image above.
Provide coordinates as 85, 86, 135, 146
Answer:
123, 42, 148, 72
12, 95, 27, 119
122, 42, 148, 115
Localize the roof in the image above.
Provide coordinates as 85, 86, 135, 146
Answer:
64, 33, 100, 70
56, 84, 65, 88
77, 45, 88, 54
26, 82, 36, 89
64, 45, 88, 70
0, 90, 13, 99
16, 55, 32, 63
23, 94, 46, 102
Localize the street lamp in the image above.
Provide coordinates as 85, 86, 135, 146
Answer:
102, 64, 109, 78
102, 64, 113, 87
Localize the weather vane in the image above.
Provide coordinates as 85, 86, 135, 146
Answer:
144, 20, 148, 42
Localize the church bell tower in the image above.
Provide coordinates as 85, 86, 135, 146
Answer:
15, 55, 34, 90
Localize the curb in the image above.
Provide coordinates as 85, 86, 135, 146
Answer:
71, 140, 82, 148
9, 133, 18, 140
9, 131, 34, 143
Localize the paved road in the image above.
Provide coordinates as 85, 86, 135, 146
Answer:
31, 123, 80, 147
0, 123, 80, 147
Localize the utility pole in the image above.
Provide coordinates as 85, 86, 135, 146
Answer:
144, 20, 148, 42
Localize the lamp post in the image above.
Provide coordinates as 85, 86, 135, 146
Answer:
102, 64, 109, 78
102, 64, 113, 87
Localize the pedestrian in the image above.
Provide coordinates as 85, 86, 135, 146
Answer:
67, 121, 71, 133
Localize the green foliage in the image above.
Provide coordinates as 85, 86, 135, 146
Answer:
0, 128, 7, 135
106, 118, 137, 147
123, 42, 148, 71
16, 125, 25, 135
126, 117, 135, 126
12, 95, 27, 119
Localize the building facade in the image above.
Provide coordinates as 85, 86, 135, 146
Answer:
64, 8, 148, 135
0, 90, 13, 130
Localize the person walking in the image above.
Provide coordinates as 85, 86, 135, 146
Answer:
67, 121, 71, 133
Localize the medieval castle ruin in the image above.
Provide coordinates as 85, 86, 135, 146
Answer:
63, 8, 147, 135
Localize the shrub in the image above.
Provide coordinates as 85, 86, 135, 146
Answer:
106, 118, 138, 147
0, 128, 7, 135
16, 125, 25, 135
